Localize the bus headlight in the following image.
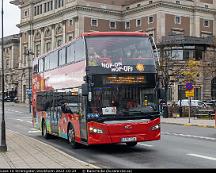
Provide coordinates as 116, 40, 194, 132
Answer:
89, 127, 104, 134
151, 124, 160, 131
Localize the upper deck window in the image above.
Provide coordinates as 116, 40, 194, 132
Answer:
39, 58, 44, 72
44, 56, 50, 71
59, 48, 66, 66
49, 51, 58, 69
67, 44, 75, 63
86, 36, 154, 67
75, 39, 85, 62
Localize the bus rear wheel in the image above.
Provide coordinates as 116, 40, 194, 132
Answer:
42, 120, 50, 139
68, 125, 79, 149
126, 142, 137, 147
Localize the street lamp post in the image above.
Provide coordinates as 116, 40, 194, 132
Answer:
0, 0, 7, 152
25, 49, 34, 113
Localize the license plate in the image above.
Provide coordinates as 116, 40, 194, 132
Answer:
121, 137, 137, 143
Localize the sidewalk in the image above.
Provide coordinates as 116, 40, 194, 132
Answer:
0, 130, 98, 169
161, 116, 216, 128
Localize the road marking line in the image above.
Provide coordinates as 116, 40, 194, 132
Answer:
16, 119, 24, 122
28, 130, 41, 133
138, 143, 153, 147
26, 121, 32, 124
163, 132, 216, 141
187, 154, 216, 161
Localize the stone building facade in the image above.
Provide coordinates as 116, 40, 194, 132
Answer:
0, 34, 20, 99
11, 0, 216, 102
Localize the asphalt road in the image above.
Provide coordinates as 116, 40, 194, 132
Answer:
1, 102, 216, 168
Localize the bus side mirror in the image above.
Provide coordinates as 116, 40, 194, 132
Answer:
158, 88, 165, 99
82, 83, 88, 96
149, 36, 156, 50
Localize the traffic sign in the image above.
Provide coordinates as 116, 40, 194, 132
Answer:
185, 89, 194, 97
185, 82, 193, 91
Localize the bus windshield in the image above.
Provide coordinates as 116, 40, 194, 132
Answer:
86, 36, 155, 66
88, 74, 158, 121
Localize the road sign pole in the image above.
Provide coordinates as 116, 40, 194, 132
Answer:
188, 97, 191, 123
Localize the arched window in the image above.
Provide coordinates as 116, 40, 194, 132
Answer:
44, 28, 51, 38
34, 31, 41, 40
211, 77, 216, 99
55, 25, 63, 35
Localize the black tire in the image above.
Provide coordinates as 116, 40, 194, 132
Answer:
67, 124, 80, 149
126, 142, 137, 147
42, 120, 50, 139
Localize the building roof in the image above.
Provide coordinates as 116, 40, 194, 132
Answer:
0, 34, 20, 45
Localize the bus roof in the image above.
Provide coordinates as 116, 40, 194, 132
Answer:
81, 32, 149, 37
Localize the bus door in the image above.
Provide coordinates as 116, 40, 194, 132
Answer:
79, 96, 88, 142
50, 106, 59, 134
50, 92, 60, 135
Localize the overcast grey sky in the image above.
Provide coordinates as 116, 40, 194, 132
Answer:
1, 0, 20, 36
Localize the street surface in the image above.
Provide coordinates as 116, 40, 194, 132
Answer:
1, 102, 216, 168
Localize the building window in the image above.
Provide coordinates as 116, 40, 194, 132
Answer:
44, 3, 47, 12
69, 19, 73, 26
55, 0, 64, 9
24, 10, 28, 17
175, 16, 181, 24
149, 1, 153, 4
148, 16, 154, 24
178, 85, 186, 100
204, 20, 209, 27
167, 87, 172, 101
57, 39, 62, 47
68, 36, 73, 41
91, 19, 98, 27
34, 4, 43, 16
35, 44, 41, 57
194, 87, 201, 100
176, 1, 180, 4
45, 42, 51, 52
136, 19, 141, 27
125, 21, 130, 29
110, 21, 116, 29
211, 77, 216, 99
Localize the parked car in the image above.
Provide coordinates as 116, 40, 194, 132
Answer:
177, 99, 206, 108
13, 97, 18, 103
203, 100, 216, 109
5, 96, 14, 102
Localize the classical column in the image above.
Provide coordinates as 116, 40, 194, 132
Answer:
62, 20, 66, 44
11, 44, 15, 69
41, 28, 45, 54
19, 33, 23, 68
156, 12, 165, 42
74, 16, 79, 38
213, 15, 216, 38
51, 24, 56, 49
191, 12, 200, 37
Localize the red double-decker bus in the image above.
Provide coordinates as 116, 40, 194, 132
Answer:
32, 32, 161, 148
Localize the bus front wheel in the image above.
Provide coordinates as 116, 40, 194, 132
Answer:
68, 124, 79, 149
